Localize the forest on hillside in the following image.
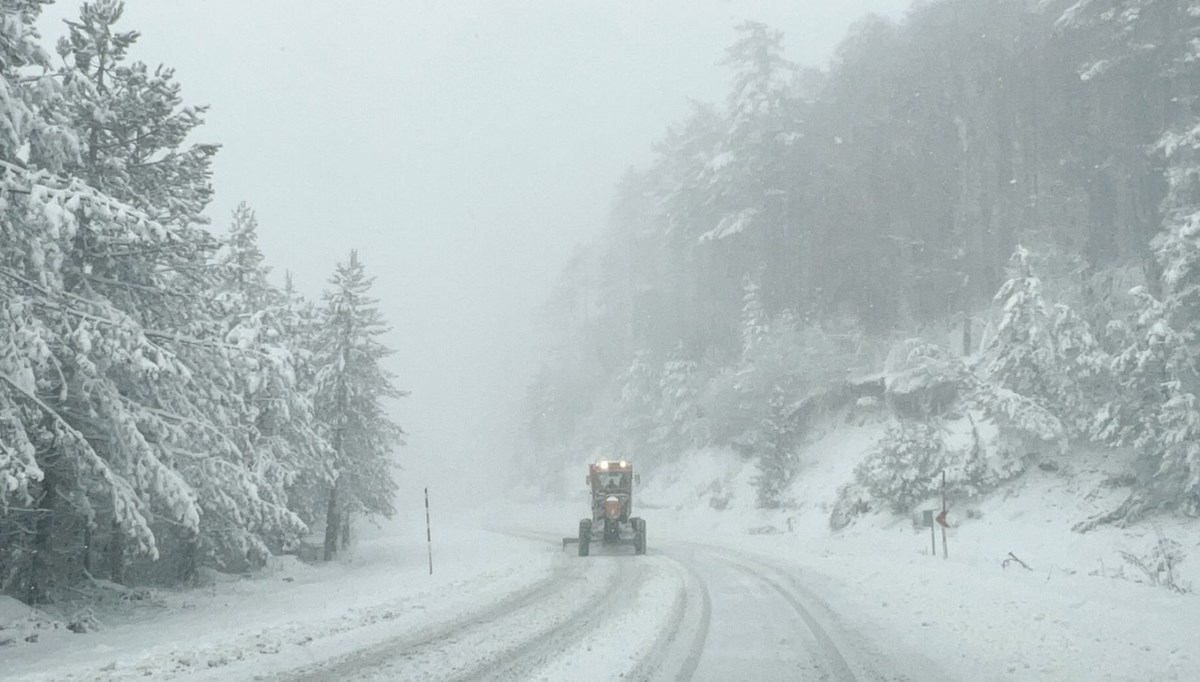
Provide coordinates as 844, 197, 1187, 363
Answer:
523, 0, 1200, 525
0, 1, 404, 608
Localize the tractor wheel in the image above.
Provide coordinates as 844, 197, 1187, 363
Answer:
578, 519, 592, 557
632, 517, 646, 555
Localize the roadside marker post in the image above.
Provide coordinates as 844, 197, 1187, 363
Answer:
425, 487, 433, 576
922, 509, 936, 557
939, 471, 949, 560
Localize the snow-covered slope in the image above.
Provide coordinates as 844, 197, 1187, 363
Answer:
640, 417, 1199, 591
631, 417, 1200, 680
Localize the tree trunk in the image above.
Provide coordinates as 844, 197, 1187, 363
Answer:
179, 531, 199, 585
323, 480, 340, 561
341, 514, 351, 550
109, 516, 125, 585
82, 524, 93, 577
962, 307, 972, 357
28, 473, 56, 604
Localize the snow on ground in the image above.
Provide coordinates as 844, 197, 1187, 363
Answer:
1, 516, 559, 682
627, 420, 1200, 681
5, 420, 1199, 681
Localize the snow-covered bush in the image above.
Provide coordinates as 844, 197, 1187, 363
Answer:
883, 340, 971, 419
853, 421, 946, 513
829, 482, 872, 530
833, 334, 1067, 523
1118, 529, 1192, 594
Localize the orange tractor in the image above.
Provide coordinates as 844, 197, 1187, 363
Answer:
563, 460, 646, 556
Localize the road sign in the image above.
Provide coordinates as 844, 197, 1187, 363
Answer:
935, 510, 949, 528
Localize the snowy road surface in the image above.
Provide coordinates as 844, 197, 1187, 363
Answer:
4, 519, 939, 682
8, 499, 1194, 681
255, 532, 937, 682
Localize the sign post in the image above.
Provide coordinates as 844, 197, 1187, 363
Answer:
939, 471, 948, 560
425, 487, 433, 576
922, 509, 936, 557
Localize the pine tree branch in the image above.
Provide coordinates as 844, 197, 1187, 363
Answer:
84, 273, 190, 298
1, 267, 273, 358
0, 160, 165, 229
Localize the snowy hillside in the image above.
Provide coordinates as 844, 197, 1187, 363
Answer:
630, 416, 1200, 680
637, 411, 1198, 591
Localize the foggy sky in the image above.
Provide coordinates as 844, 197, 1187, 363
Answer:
38, 0, 911, 506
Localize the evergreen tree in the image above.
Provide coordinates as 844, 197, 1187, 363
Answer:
313, 251, 403, 560
986, 245, 1109, 439
740, 272, 768, 356
614, 350, 658, 457
1085, 287, 1199, 526
204, 204, 330, 556
60, 0, 218, 229
987, 245, 1056, 399
277, 270, 334, 526
651, 345, 707, 453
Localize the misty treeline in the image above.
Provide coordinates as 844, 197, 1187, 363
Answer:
524, 0, 1200, 524
0, 1, 403, 607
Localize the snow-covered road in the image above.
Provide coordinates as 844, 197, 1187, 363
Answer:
252, 530, 941, 682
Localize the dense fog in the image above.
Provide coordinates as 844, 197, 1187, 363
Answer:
3, 2, 1199, 679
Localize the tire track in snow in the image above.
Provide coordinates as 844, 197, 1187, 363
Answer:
712, 553, 859, 681
489, 527, 711, 681
443, 556, 650, 681
269, 560, 585, 682
623, 550, 712, 681
698, 545, 947, 682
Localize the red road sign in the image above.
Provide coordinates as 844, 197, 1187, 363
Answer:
935, 510, 949, 528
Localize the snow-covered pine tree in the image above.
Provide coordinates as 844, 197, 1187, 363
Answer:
1088, 147, 1200, 522
1083, 287, 1199, 527
56, 1, 219, 332
0, 0, 205, 598
614, 350, 659, 457
700, 21, 797, 246
740, 272, 768, 355
1050, 302, 1109, 437
205, 203, 330, 558
313, 251, 404, 560
985, 244, 1108, 439
1073, 1, 1200, 525
700, 21, 802, 317
986, 245, 1057, 400
0, 0, 61, 521
60, 1, 218, 230
30, 2, 306, 582
750, 387, 798, 509
213, 203, 279, 313
277, 270, 334, 526
650, 345, 706, 454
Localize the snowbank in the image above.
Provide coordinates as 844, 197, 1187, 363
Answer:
0, 596, 65, 648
